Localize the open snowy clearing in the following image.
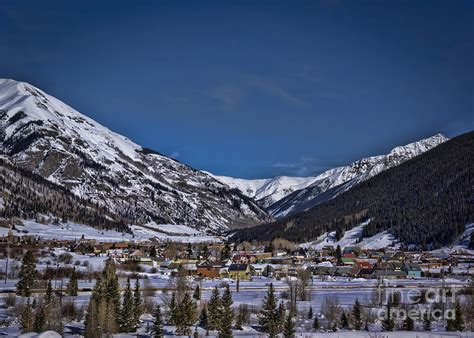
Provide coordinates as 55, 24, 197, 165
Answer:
0, 219, 220, 243
301, 220, 400, 251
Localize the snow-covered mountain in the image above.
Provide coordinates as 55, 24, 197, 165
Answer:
212, 134, 448, 218
268, 133, 448, 217
0, 79, 270, 232
205, 173, 317, 208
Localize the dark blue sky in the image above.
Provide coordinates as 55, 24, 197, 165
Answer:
1, 1, 472, 178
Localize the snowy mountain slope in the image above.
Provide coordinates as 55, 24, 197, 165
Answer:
0, 79, 270, 232
206, 173, 317, 208
432, 224, 474, 254
211, 134, 448, 218
267, 133, 448, 218
300, 220, 401, 251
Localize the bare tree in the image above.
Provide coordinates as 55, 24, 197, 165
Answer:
272, 238, 296, 252
285, 278, 298, 316
162, 265, 190, 307
297, 268, 312, 301
321, 295, 342, 330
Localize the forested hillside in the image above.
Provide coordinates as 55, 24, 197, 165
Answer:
0, 157, 130, 232
232, 131, 474, 249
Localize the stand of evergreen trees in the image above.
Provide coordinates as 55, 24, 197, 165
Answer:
83, 261, 145, 337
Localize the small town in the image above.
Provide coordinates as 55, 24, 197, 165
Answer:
2, 227, 474, 282
0, 227, 472, 336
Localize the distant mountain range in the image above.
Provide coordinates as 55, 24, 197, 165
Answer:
232, 131, 474, 249
211, 134, 448, 218
205, 173, 318, 209
0, 79, 269, 233
0, 78, 470, 248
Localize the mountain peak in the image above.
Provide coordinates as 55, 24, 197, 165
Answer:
0, 80, 270, 231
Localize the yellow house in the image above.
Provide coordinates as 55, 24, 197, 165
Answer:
227, 264, 251, 280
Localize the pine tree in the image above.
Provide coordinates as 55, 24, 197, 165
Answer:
308, 306, 313, 319
382, 302, 395, 331
313, 315, 320, 330
207, 286, 222, 330
277, 302, 286, 332
84, 298, 99, 338
235, 306, 244, 331
67, 268, 78, 296
219, 284, 234, 338
103, 260, 121, 318
403, 313, 414, 331
33, 305, 46, 333
335, 245, 343, 265
454, 301, 464, 331
258, 283, 279, 337
20, 298, 34, 333
352, 298, 362, 330
447, 301, 465, 331
151, 304, 164, 338
403, 314, 415, 331
120, 277, 134, 332
83, 259, 120, 336
85, 278, 106, 337
133, 278, 143, 328
168, 292, 178, 325
104, 302, 118, 336
265, 241, 274, 254
283, 314, 295, 338
423, 315, 432, 331
187, 243, 193, 259
175, 293, 197, 336
17, 250, 36, 297
150, 246, 157, 258
221, 242, 231, 260
199, 303, 209, 333
202, 245, 209, 261
194, 325, 199, 338
446, 316, 454, 331
45, 280, 53, 303
341, 311, 349, 329
193, 284, 201, 301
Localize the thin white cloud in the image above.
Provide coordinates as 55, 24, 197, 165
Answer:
272, 156, 329, 176
243, 73, 308, 107
206, 84, 245, 110
206, 72, 308, 110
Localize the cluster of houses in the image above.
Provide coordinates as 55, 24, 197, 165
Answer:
71, 240, 474, 280
1, 230, 473, 280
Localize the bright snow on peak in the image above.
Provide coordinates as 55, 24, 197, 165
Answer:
0, 79, 270, 232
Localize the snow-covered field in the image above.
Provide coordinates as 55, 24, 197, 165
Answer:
0, 252, 471, 338
0, 219, 219, 243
